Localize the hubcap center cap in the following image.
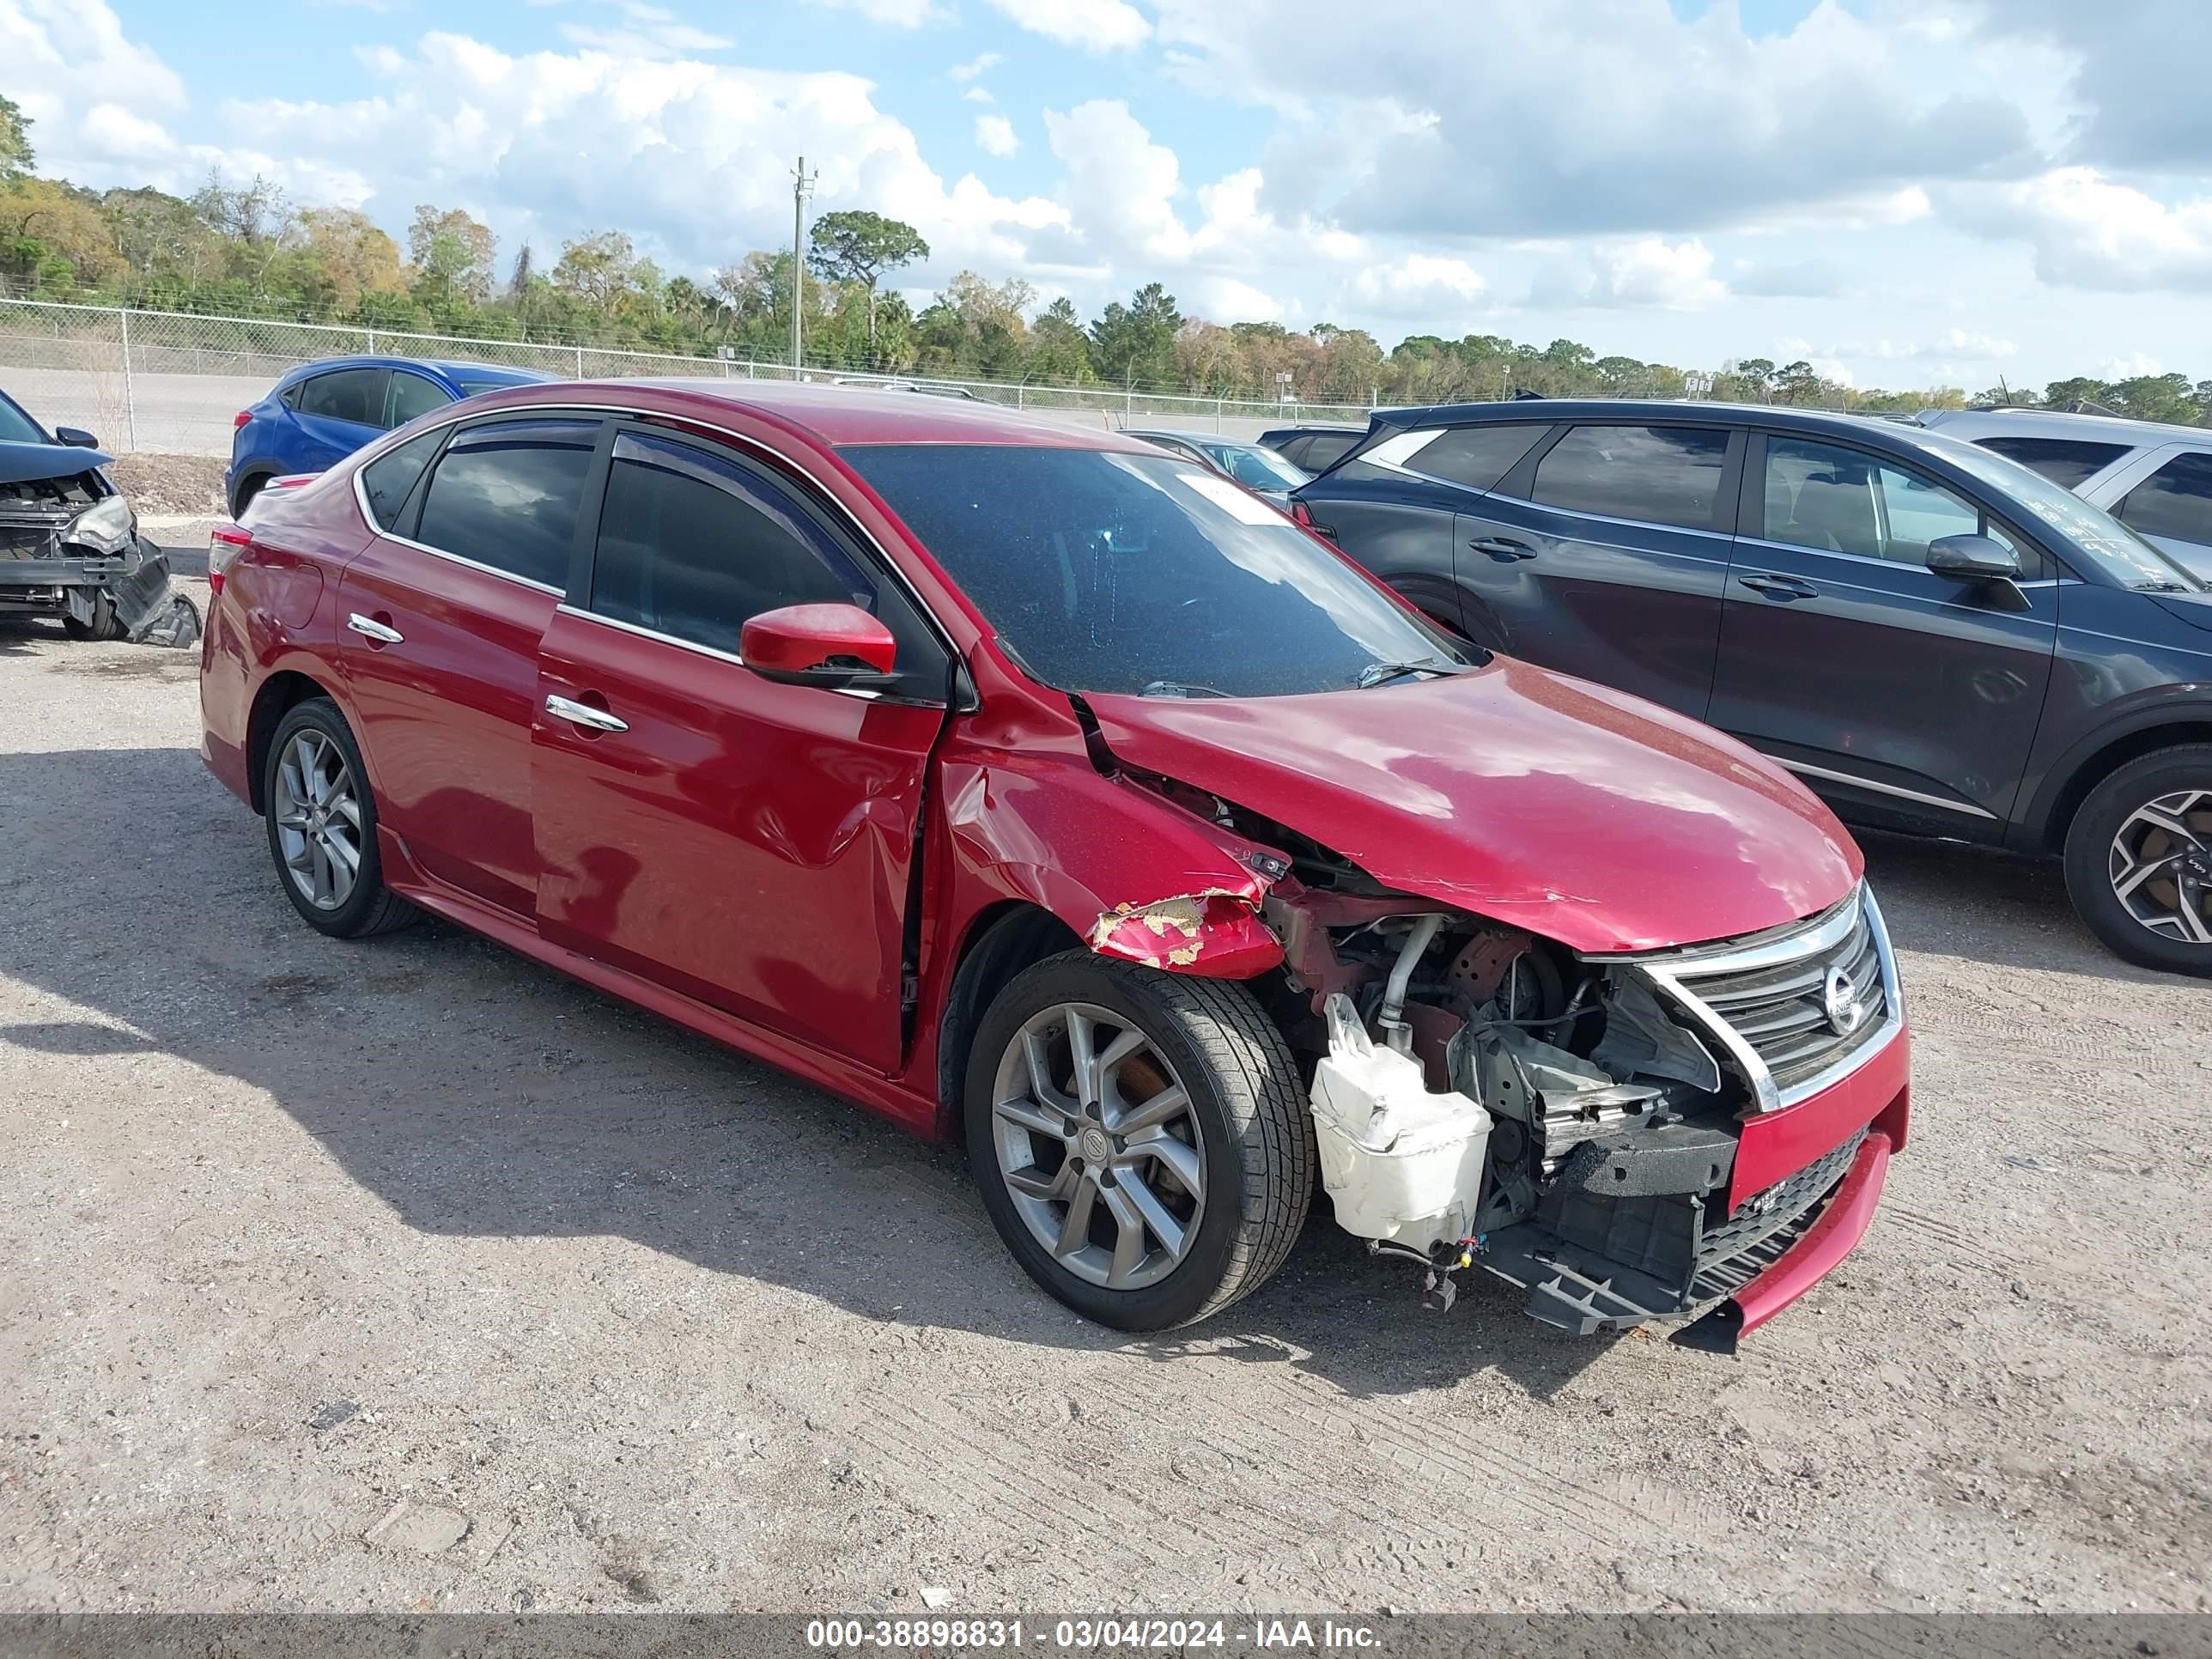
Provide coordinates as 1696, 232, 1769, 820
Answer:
1078, 1127, 1111, 1164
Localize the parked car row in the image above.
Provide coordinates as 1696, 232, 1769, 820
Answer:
1287, 400, 2212, 975
204, 378, 1911, 1351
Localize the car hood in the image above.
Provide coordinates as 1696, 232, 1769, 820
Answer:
1085, 657, 1863, 955
0, 441, 112, 485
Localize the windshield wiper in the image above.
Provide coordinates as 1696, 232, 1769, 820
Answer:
1139, 679, 1233, 699
2132, 578, 2191, 593
1355, 657, 1463, 690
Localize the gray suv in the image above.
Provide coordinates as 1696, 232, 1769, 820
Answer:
1294, 400, 2212, 976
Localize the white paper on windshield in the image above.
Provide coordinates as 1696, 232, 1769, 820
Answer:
1180, 471, 1291, 526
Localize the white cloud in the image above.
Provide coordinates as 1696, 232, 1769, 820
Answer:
1190, 275, 1285, 322
1948, 167, 2212, 291
0, 0, 187, 178
949, 52, 1001, 82
809, 0, 945, 27
2101, 352, 2165, 380
963, 87, 994, 105
1042, 100, 1189, 261
1346, 253, 1486, 316
1536, 237, 1726, 310
559, 3, 733, 58
974, 114, 1018, 157
986, 0, 1149, 52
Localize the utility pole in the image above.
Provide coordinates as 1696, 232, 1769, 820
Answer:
791, 155, 817, 375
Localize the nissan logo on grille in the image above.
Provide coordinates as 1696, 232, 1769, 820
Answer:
1822, 964, 1867, 1037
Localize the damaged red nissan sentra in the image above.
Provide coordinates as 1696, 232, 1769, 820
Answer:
200, 382, 1909, 1349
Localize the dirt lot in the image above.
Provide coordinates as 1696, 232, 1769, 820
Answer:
2, 602, 2209, 1618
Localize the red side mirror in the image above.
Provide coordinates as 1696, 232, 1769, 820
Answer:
739, 603, 897, 689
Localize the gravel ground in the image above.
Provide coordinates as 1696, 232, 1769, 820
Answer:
106, 453, 229, 518
2, 603, 2209, 1618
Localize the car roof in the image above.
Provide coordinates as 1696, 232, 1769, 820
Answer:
1917, 406, 2209, 447
469, 377, 1163, 451
274, 356, 555, 387
1123, 428, 1254, 447
1376, 397, 1996, 447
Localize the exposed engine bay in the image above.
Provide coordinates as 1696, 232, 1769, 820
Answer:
0, 455, 199, 647
1135, 771, 1883, 1344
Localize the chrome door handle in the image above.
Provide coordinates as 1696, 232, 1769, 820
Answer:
544, 694, 628, 733
346, 612, 404, 644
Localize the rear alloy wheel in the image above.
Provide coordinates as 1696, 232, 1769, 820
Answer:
965, 952, 1312, 1330
2063, 745, 2212, 976
262, 697, 416, 939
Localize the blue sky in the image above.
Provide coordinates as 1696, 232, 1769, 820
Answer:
8, 0, 2212, 391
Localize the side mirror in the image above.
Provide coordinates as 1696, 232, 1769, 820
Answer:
53, 426, 100, 448
1926, 534, 2021, 581
740, 603, 897, 690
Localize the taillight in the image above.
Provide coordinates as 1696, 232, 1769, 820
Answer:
1291, 499, 1336, 543
233, 410, 252, 429
206, 522, 252, 596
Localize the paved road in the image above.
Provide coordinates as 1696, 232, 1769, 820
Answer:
2, 610, 2207, 1615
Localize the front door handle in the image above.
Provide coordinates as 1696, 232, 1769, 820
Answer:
345, 612, 404, 645
1468, 536, 1538, 562
544, 694, 629, 734
1736, 572, 1820, 601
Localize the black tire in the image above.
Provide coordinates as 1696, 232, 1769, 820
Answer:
230, 472, 268, 520
261, 697, 416, 939
963, 951, 1313, 1330
2062, 743, 2212, 976
61, 590, 125, 641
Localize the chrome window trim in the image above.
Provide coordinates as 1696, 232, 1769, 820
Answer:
350, 398, 963, 664
1515, 498, 1734, 545
1598, 884, 1904, 1115
1772, 756, 1999, 819
551, 604, 933, 707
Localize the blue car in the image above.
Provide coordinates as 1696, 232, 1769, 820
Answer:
228, 356, 553, 517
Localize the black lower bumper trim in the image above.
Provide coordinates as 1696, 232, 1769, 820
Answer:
1668, 1300, 1744, 1354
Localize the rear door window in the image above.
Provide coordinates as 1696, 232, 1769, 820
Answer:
1531, 424, 1729, 530
2118, 451, 2212, 548
1972, 434, 2130, 489
412, 418, 602, 588
386, 371, 452, 429
295, 368, 388, 427
1403, 423, 1548, 492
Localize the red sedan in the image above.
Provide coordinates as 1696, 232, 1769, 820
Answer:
200, 381, 1909, 1346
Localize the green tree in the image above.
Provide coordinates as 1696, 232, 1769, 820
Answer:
1026, 296, 1093, 384
551, 230, 640, 310
408, 205, 495, 305
0, 94, 33, 186
805, 209, 928, 359
1090, 282, 1182, 388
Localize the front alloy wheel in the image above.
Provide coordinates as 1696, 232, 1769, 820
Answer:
991, 1002, 1207, 1292
2064, 744, 2212, 977
272, 728, 364, 912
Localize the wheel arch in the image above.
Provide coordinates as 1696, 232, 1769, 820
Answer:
933, 900, 1085, 1136
2030, 715, 2212, 852
245, 669, 343, 813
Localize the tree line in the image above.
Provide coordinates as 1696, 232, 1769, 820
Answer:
0, 99, 2203, 422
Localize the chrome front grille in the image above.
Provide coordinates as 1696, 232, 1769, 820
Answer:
1619, 886, 1901, 1113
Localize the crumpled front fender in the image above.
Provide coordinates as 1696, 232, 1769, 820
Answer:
941, 754, 1286, 979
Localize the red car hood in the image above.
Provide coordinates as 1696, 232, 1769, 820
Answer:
1085, 658, 1862, 955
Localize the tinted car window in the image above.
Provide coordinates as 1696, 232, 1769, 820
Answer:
1973, 434, 2130, 490
1764, 437, 2037, 575
1406, 423, 1548, 492
1208, 443, 1309, 491
295, 368, 386, 426
844, 444, 1459, 698
360, 428, 446, 532
413, 418, 600, 587
591, 432, 868, 657
386, 372, 450, 428
2118, 452, 2212, 547
1531, 425, 1728, 530
0, 393, 46, 445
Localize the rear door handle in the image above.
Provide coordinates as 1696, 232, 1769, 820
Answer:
1736, 572, 1820, 601
544, 694, 628, 734
345, 612, 404, 644
1468, 536, 1538, 562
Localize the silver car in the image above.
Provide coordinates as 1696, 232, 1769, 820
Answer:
1916, 407, 2212, 579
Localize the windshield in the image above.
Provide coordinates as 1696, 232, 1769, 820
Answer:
843, 444, 1461, 697
0, 393, 50, 446
1925, 430, 2203, 592
1206, 441, 1310, 492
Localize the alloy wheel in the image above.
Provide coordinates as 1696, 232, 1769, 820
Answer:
989, 1002, 1206, 1291
272, 730, 364, 912
2108, 788, 2212, 945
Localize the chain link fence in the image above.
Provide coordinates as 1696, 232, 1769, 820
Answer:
0, 298, 1372, 456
